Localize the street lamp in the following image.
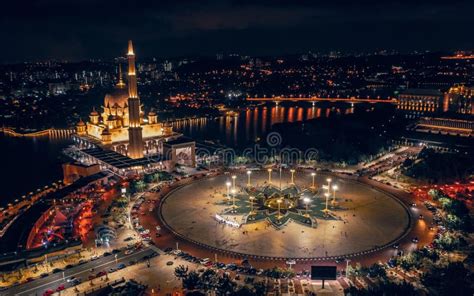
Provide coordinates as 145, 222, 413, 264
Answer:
326, 178, 332, 194
303, 197, 311, 217
324, 192, 330, 215
246, 170, 252, 187
249, 196, 255, 214
231, 188, 236, 208
311, 172, 316, 189
231, 175, 237, 190
277, 198, 282, 219
225, 181, 231, 200
332, 184, 338, 205
267, 168, 272, 184
290, 169, 296, 185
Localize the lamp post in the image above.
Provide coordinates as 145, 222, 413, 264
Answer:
226, 181, 231, 200
326, 178, 332, 195
324, 192, 330, 215
247, 170, 252, 187
290, 169, 296, 185
332, 185, 338, 205
311, 172, 316, 189
277, 198, 282, 219
267, 168, 272, 184
231, 175, 237, 190
231, 188, 236, 209
249, 196, 255, 214
303, 197, 310, 217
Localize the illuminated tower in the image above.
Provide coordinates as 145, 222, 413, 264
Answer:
126, 40, 144, 159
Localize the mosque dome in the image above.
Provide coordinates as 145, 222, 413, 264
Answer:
104, 86, 129, 109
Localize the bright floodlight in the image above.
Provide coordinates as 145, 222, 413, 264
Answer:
226, 181, 231, 187
304, 197, 310, 203
311, 172, 316, 176
324, 193, 330, 197
326, 178, 332, 182
231, 189, 236, 194
267, 168, 272, 172
232, 175, 236, 179
247, 170, 252, 175
332, 185, 338, 190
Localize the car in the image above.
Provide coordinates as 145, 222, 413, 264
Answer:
56, 285, 65, 292
155, 233, 162, 237
411, 203, 416, 207
125, 249, 134, 255
117, 263, 126, 269
40, 273, 49, 278
108, 267, 117, 273
66, 276, 77, 283
155, 225, 161, 231
129, 260, 136, 265
412, 237, 419, 243
65, 264, 74, 269
103, 252, 112, 256
164, 247, 173, 253
72, 278, 82, 285
96, 271, 107, 277
112, 249, 121, 254
91, 255, 100, 260
392, 243, 400, 249
43, 289, 55, 296
52, 268, 63, 273
166, 261, 174, 266
419, 214, 424, 220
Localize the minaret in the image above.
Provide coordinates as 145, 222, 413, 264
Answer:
126, 40, 144, 159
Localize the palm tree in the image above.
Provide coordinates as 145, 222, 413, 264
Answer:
174, 265, 188, 282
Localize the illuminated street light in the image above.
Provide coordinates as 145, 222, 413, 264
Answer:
231, 175, 237, 190
326, 178, 332, 194
332, 184, 338, 205
247, 170, 252, 187
226, 181, 231, 200
231, 188, 236, 208
311, 172, 316, 189
303, 197, 311, 217
324, 192, 330, 215
277, 198, 282, 219
267, 168, 272, 184
249, 196, 255, 214
290, 169, 296, 184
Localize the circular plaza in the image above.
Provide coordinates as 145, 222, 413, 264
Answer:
159, 170, 411, 260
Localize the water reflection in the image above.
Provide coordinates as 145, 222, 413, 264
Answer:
172, 105, 355, 148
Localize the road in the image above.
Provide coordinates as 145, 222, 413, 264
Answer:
2, 247, 156, 296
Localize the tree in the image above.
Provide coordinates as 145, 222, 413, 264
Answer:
182, 271, 201, 290
216, 274, 236, 296
253, 281, 267, 296
422, 262, 474, 295
368, 263, 386, 278
175, 265, 189, 281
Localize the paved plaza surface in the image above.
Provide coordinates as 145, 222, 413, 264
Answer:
160, 171, 411, 259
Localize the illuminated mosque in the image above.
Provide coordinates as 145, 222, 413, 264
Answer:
69, 41, 195, 177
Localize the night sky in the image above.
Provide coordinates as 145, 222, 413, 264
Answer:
1, 0, 473, 62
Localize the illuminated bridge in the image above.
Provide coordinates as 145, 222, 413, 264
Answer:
246, 97, 398, 104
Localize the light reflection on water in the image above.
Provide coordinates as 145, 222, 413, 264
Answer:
172, 105, 354, 148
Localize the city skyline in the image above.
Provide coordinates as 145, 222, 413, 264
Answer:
2, 0, 474, 62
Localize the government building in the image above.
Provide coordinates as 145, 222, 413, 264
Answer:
67, 41, 195, 178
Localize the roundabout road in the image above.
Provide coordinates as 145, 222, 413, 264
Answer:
138, 171, 434, 270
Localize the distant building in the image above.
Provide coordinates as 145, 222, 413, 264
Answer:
414, 117, 474, 137
445, 85, 474, 115
48, 82, 71, 95
397, 88, 444, 114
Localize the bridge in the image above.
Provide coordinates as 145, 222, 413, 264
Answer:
246, 96, 398, 104
1, 127, 74, 139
